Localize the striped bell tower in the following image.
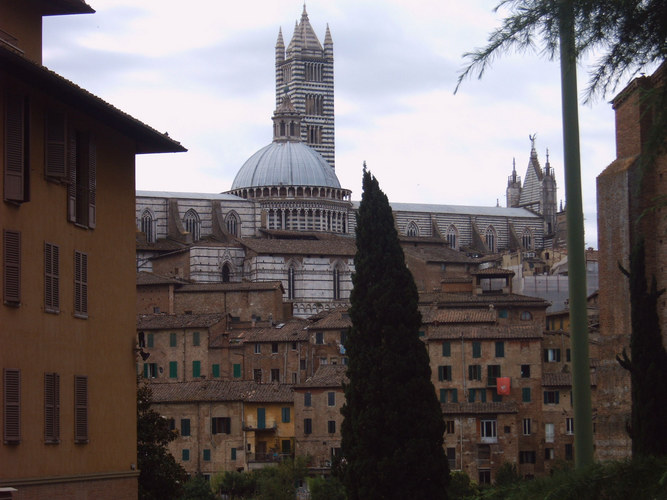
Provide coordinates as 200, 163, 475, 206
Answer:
275, 5, 335, 170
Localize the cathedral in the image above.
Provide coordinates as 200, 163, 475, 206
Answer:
136, 6, 558, 317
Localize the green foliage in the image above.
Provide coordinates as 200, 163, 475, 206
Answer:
213, 470, 257, 499
493, 462, 521, 488
254, 457, 308, 500
447, 470, 479, 500
340, 168, 449, 499
474, 456, 667, 500
179, 475, 215, 500
309, 476, 347, 500
617, 237, 667, 456
137, 382, 188, 500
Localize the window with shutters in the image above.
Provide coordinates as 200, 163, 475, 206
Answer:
233, 363, 241, 378
74, 251, 88, 318
468, 364, 482, 381
487, 365, 501, 386
4, 93, 29, 203
44, 242, 60, 313
304, 418, 312, 435
327, 420, 336, 434
3, 368, 20, 444
212, 417, 231, 434
282, 407, 290, 423
74, 375, 88, 443
169, 361, 178, 379
68, 130, 96, 228
181, 418, 191, 436
3, 230, 21, 305
442, 341, 451, 357
438, 365, 452, 382
45, 111, 67, 180
44, 372, 60, 443
327, 391, 336, 406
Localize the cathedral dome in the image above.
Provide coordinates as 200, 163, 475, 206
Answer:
231, 141, 341, 190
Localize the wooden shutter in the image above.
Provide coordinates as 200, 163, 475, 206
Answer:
44, 372, 60, 442
3, 368, 20, 443
3, 230, 21, 304
74, 375, 88, 443
74, 251, 88, 317
67, 129, 77, 222
44, 242, 60, 312
87, 135, 96, 228
45, 111, 66, 179
4, 94, 24, 202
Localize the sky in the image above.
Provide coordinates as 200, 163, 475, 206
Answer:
42, 0, 628, 249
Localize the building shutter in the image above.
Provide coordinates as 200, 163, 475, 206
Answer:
74, 251, 88, 316
44, 372, 60, 442
4, 94, 25, 202
45, 111, 66, 179
74, 375, 88, 443
44, 242, 60, 312
3, 230, 21, 304
67, 129, 77, 222
87, 134, 96, 228
3, 369, 20, 443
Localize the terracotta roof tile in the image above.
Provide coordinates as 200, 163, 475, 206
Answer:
137, 313, 225, 330
428, 324, 543, 340
419, 292, 548, 307
237, 318, 311, 342
403, 245, 475, 264
148, 380, 293, 403
421, 308, 496, 324
542, 372, 597, 387
307, 307, 352, 330
296, 365, 348, 388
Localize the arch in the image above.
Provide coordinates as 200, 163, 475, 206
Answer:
522, 228, 533, 250
287, 264, 296, 300
406, 221, 419, 237
183, 209, 201, 241
225, 211, 240, 237
140, 208, 156, 243
485, 226, 497, 253
446, 225, 459, 250
221, 262, 231, 283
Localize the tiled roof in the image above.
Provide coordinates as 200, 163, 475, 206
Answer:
403, 245, 474, 264
148, 380, 293, 403
419, 292, 549, 307
136, 236, 189, 252
307, 307, 352, 330
441, 401, 518, 414
176, 282, 283, 293
296, 365, 348, 389
542, 372, 597, 387
237, 318, 311, 342
137, 313, 225, 330
420, 308, 496, 324
242, 237, 356, 256
428, 324, 543, 340
136, 271, 190, 286
471, 267, 515, 277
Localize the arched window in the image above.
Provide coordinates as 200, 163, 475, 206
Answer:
140, 209, 156, 243
183, 209, 201, 241
520, 311, 533, 321
226, 212, 239, 237
446, 225, 458, 250
221, 263, 231, 283
332, 266, 341, 300
287, 266, 296, 300
406, 221, 419, 237
485, 226, 497, 253
522, 228, 533, 250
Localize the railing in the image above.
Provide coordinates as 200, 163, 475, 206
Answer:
247, 452, 293, 463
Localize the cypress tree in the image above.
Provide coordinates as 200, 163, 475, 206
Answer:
340, 168, 449, 499
617, 237, 667, 456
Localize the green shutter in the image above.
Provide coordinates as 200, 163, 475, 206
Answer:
282, 407, 290, 423
170, 333, 177, 347
203, 449, 211, 461
233, 363, 241, 378
147, 333, 154, 348
169, 361, 178, 379
212, 364, 220, 378
182, 449, 190, 461
472, 342, 481, 358
440, 389, 447, 403
480, 389, 487, 402
522, 388, 531, 402
193, 361, 201, 378
257, 408, 266, 429
143, 363, 149, 378
495, 341, 504, 357
451, 389, 458, 403
193, 331, 200, 346
231, 447, 237, 460
442, 341, 451, 357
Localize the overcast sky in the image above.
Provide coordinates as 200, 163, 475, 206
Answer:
43, 0, 627, 248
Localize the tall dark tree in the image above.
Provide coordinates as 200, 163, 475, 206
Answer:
617, 237, 667, 456
340, 168, 449, 500
137, 382, 188, 500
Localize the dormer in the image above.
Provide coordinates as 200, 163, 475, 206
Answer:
0, 0, 93, 63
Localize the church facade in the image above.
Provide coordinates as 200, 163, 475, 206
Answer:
136, 6, 557, 317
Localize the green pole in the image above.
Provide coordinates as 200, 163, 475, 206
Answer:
558, 0, 594, 468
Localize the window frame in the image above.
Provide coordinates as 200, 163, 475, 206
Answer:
73, 250, 88, 318
74, 375, 88, 444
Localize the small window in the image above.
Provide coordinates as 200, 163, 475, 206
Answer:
565, 443, 574, 460
519, 450, 536, 464
282, 407, 290, 423
440, 389, 458, 403
521, 364, 531, 378
480, 419, 497, 442
487, 365, 501, 386
545, 447, 555, 460
327, 391, 336, 406
315, 332, 324, 345
212, 364, 220, 378
495, 341, 504, 358
498, 309, 508, 319
271, 342, 279, 354
304, 392, 312, 407
479, 469, 491, 485
304, 418, 312, 435
472, 342, 481, 358
328, 420, 336, 434
203, 449, 211, 461
67, 130, 96, 228
169, 361, 178, 379
445, 420, 455, 434
212, 417, 231, 434
468, 365, 482, 381
522, 418, 531, 435
73, 251, 88, 318
4, 93, 30, 203
271, 368, 280, 382
44, 242, 60, 313
192, 361, 201, 378
193, 331, 200, 346
522, 387, 531, 402
183, 209, 201, 241
169, 333, 177, 347
442, 341, 451, 357
438, 365, 452, 382
520, 311, 533, 321
3, 369, 21, 443
181, 419, 191, 436
74, 375, 88, 443
147, 333, 154, 348
254, 343, 261, 354
3, 230, 21, 305
233, 363, 241, 378
544, 391, 560, 405
566, 417, 574, 435
231, 447, 237, 460
182, 449, 190, 461
545, 423, 555, 443
544, 349, 561, 362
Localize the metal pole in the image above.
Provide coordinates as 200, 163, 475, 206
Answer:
558, 0, 594, 468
